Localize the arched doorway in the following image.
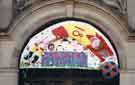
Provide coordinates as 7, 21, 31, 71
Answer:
19, 18, 119, 85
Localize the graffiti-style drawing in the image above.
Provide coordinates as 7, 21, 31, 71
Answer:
20, 20, 119, 78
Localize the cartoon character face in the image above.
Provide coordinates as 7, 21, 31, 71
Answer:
90, 37, 101, 50
48, 43, 55, 51
54, 38, 83, 52
61, 38, 72, 51
56, 45, 64, 51
70, 38, 84, 52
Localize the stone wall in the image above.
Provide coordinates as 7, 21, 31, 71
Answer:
0, 0, 135, 85
1, 35, 135, 85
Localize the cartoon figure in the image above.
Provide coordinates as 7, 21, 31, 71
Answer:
32, 47, 44, 63
86, 33, 113, 62
48, 43, 55, 51
24, 43, 45, 64
52, 24, 113, 62
61, 38, 73, 51
71, 38, 84, 52
56, 45, 64, 51
24, 43, 38, 60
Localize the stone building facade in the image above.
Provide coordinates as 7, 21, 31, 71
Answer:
0, 0, 135, 85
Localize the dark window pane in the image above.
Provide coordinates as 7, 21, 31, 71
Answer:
74, 81, 90, 85
48, 81, 64, 85
24, 82, 30, 85
31, 81, 47, 85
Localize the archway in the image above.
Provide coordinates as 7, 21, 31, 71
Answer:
19, 18, 120, 85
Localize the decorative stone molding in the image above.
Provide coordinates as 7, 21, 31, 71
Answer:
102, 0, 127, 14
15, 0, 127, 14
7, 0, 127, 69
0, 0, 14, 31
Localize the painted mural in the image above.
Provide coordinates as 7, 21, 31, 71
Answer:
20, 20, 119, 79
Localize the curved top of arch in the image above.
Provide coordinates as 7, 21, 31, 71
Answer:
19, 20, 119, 71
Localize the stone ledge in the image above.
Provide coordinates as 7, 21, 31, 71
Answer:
0, 68, 135, 73
121, 70, 135, 73
0, 67, 18, 73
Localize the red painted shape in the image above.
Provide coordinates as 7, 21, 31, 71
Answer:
52, 26, 68, 39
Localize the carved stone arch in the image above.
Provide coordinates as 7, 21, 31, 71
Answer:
9, 0, 127, 70
73, 1, 127, 69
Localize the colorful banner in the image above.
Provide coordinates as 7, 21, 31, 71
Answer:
41, 52, 87, 67
20, 20, 119, 74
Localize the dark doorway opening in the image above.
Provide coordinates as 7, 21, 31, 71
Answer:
19, 69, 119, 85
